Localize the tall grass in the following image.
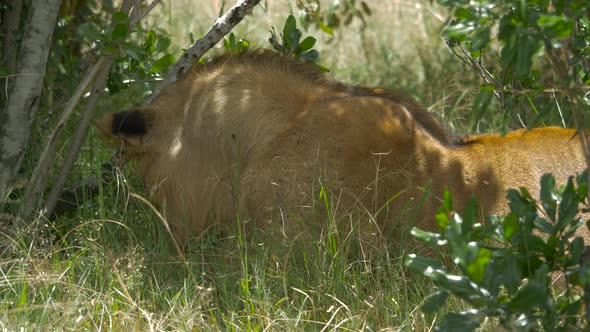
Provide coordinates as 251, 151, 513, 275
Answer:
1, 1, 491, 330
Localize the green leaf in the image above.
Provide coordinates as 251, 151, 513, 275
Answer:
469, 26, 490, 54
499, 254, 522, 293
540, 173, 557, 222
428, 270, 491, 304
314, 64, 330, 72
410, 227, 446, 247
467, 248, 491, 283
150, 54, 175, 74
421, 289, 450, 313
229, 33, 236, 48
561, 300, 583, 318
443, 22, 475, 43
405, 254, 444, 274
436, 212, 450, 229
470, 85, 494, 129
511, 34, 541, 78
297, 36, 316, 52
462, 195, 478, 234
77, 22, 104, 42
503, 213, 518, 241
111, 23, 129, 40
121, 42, 146, 61
557, 177, 578, 232
156, 36, 171, 53
18, 285, 27, 307
441, 190, 453, 213
299, 50, 319, 63
437, 311, 482, 332
113, 11, 128, 23
289, 30, 302, 54
507, 189, 536, 222
318, 22, 334, 35
576, 169, 588, 202
569, 237, 585, 265
145, 30, 157, 52
446, 214, 469, 267
533, 217, 554, 234
508, 282, 546, 311
283, 15, 297, 42
454, 7, 474, 20
537, 15, 574, 38
509, 264, 550, 311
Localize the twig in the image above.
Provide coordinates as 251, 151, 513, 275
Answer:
146, 0, 261, 104
544, 41, 590, 202
496, 86, 590, 95
41, 56, 115, 218
130, 0, 162, 27
446, 41, 501, 98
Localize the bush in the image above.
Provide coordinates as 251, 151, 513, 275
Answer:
406, 170, 590, 331
439, 0, 590, 130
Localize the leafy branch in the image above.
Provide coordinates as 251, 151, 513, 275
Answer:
407, 171, 590, 331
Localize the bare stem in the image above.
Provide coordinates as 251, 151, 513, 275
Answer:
21, 55, 105, 220
41, 56, 115, 218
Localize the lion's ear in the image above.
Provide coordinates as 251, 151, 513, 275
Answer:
95, 110, 147, 149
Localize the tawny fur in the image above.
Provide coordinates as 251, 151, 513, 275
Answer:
96, 50, 587, 243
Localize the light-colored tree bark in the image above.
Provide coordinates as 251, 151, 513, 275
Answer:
0, 0, 61, 203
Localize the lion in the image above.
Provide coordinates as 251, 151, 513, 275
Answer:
96, 50, 587, 244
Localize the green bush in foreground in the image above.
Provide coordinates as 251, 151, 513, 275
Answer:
407, 170, 590, 331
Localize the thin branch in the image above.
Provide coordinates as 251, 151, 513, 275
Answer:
495, 86, 590, 95
146, 0, 261, 104
38, 0, 159, 219
447, 42, 502, 100
545, 41, 590, 203
130, 0, 162, 27
46, 0, 261, 218
41, 56, 115, 218
21, 55, 105, 220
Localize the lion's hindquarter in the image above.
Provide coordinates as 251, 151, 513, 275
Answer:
454, 127, 586, 215
238, 94, 447, 233
139, 63, 370, 236
100, 51, 588, 243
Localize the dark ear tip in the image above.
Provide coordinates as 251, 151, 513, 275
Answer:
112, 110, 147, 136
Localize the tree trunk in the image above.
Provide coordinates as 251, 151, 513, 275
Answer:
1, 0, 23, 73
0, 0, 61, 204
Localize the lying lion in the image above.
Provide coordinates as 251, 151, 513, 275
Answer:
96, 50, 587, 244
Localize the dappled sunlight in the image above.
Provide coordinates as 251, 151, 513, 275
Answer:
169, 128, 183, 158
